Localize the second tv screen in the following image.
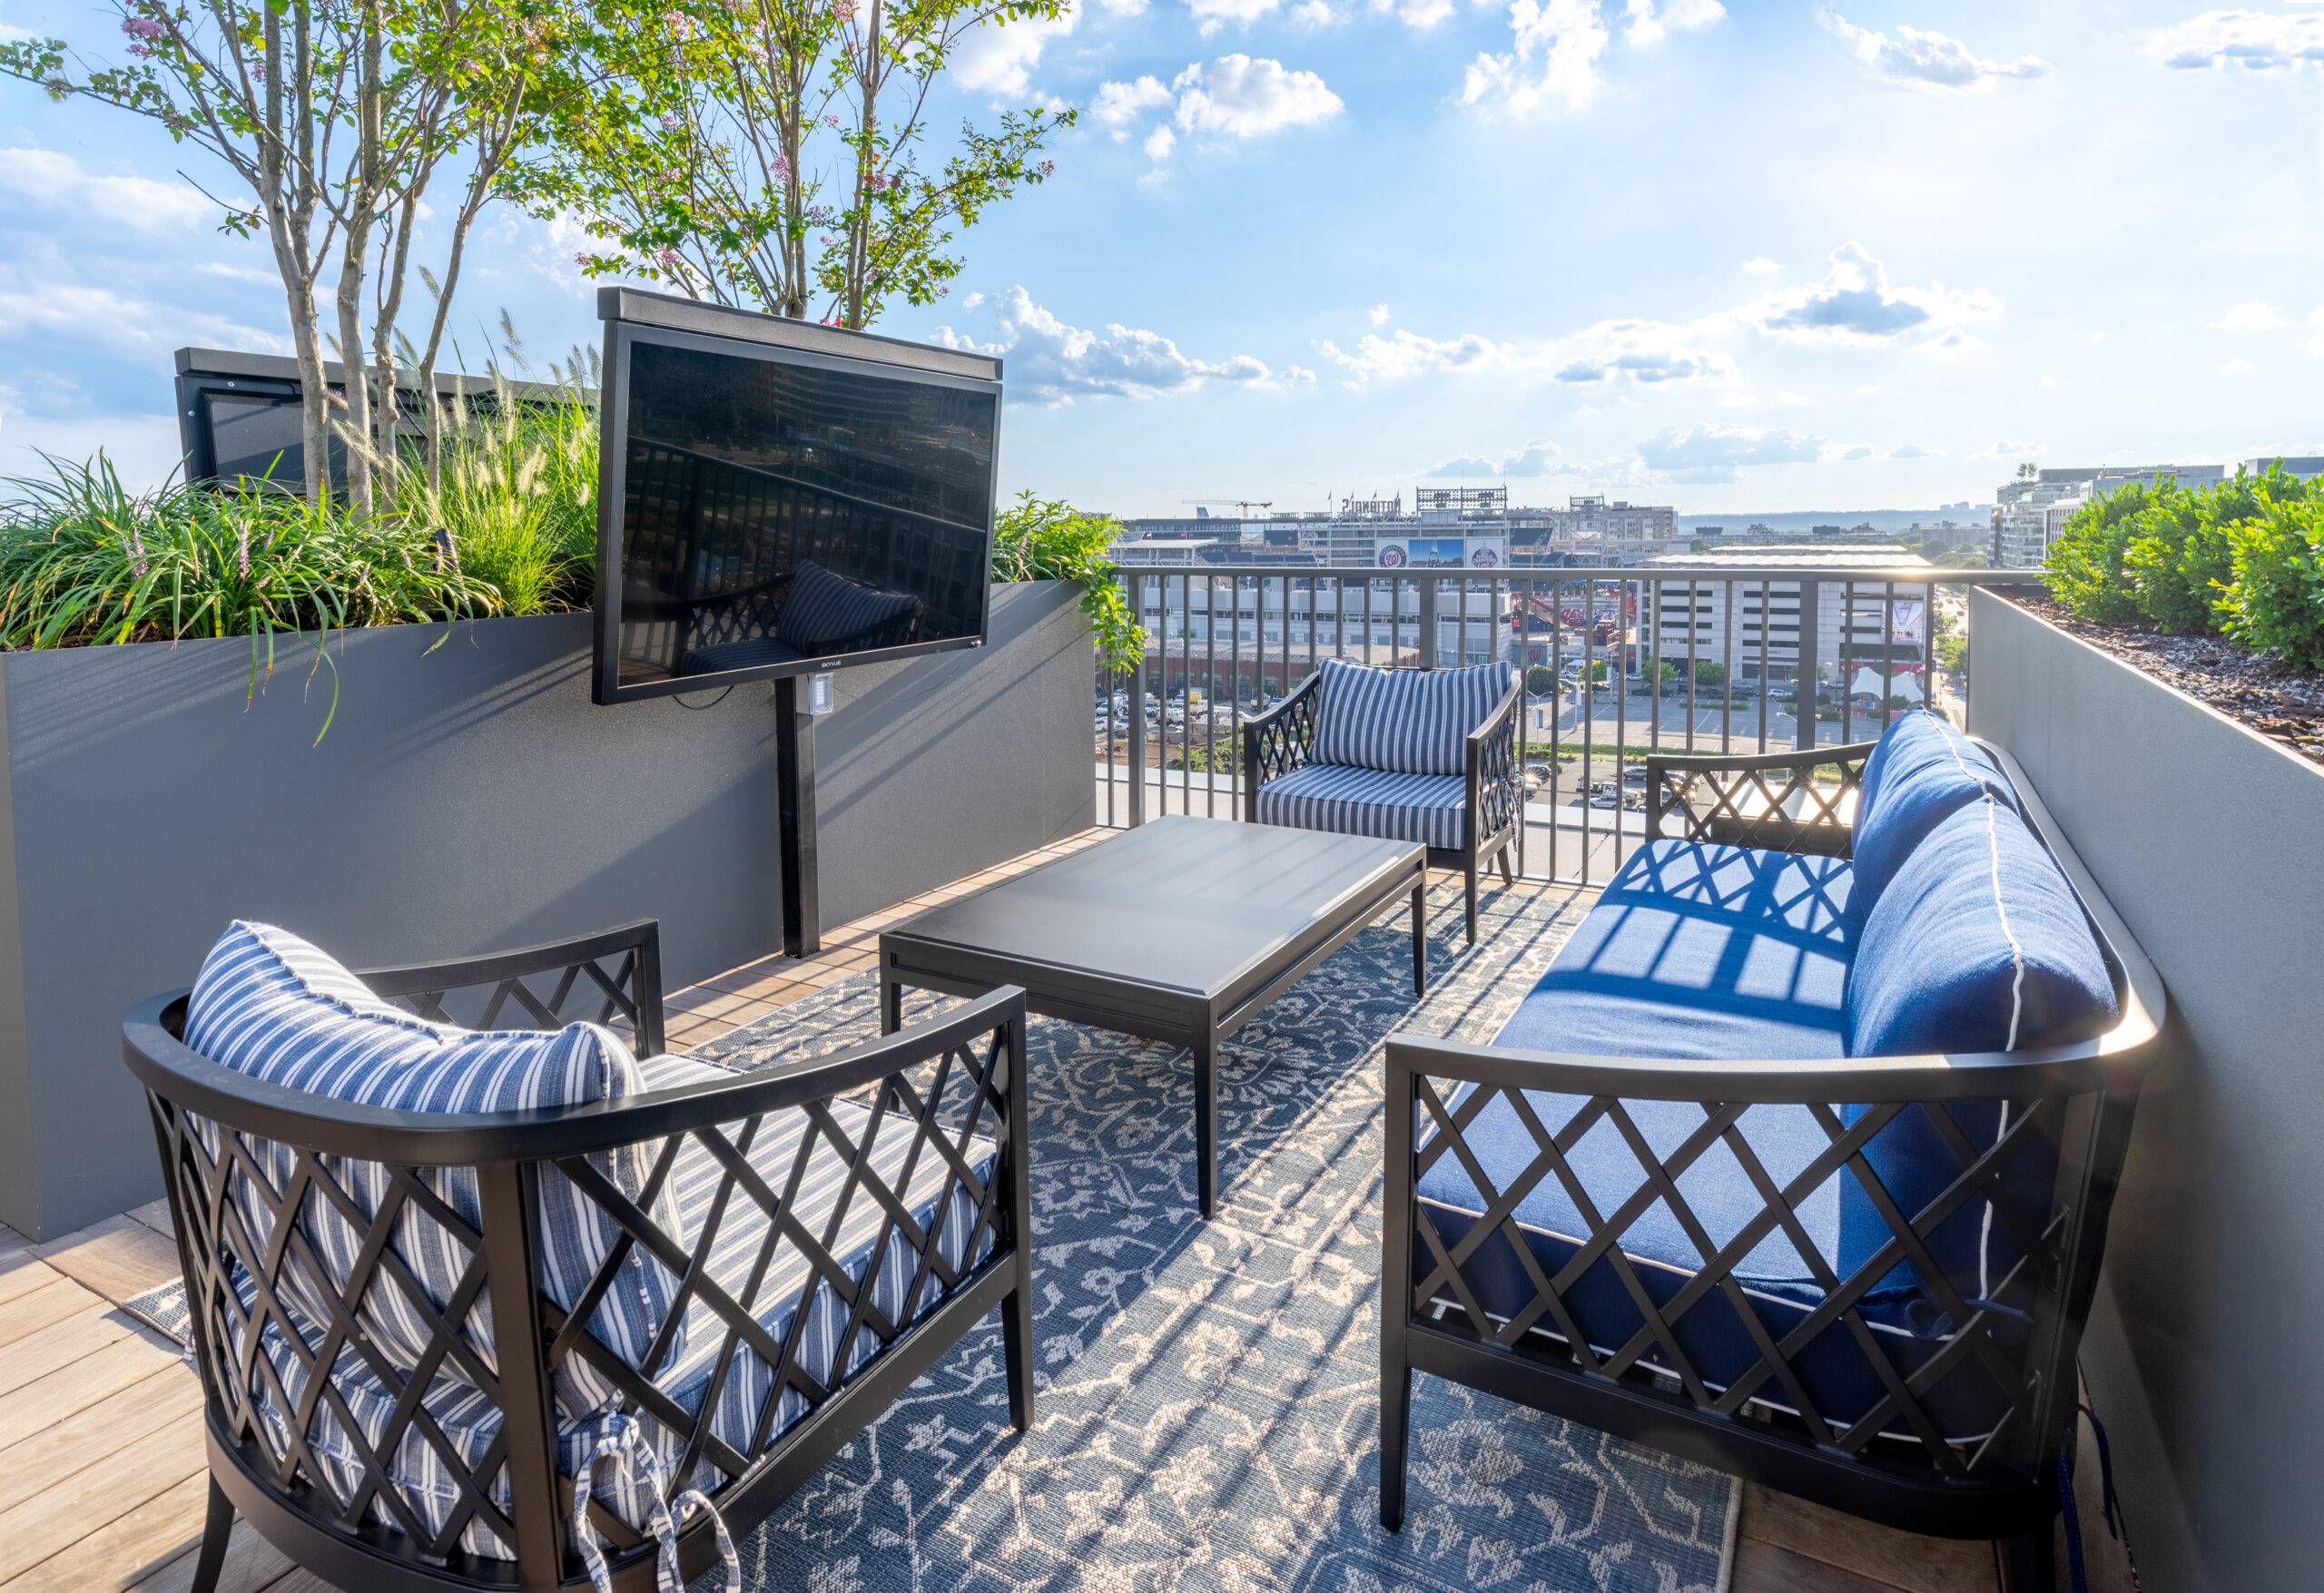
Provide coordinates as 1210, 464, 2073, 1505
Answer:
612, 332, 999, 692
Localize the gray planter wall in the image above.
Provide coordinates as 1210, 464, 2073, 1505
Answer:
0, 579, 1093, 1240
1968, 590, 2324, 1593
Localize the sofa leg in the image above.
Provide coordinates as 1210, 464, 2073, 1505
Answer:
1463, 860, 1478, 945
1379, 1358, 1413, 1530
1997, 1520, 2057, 1593
1495, 847, 1513, 887
188, 1474, 235, 1593
1001, 1280, 1036, 1432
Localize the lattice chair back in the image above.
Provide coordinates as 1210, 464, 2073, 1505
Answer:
125, 920, 1030, 1593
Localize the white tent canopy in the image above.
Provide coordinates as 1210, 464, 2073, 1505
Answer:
1849, 667, 1924, 702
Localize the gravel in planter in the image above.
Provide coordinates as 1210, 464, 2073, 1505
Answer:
2007, 592, 2324, 766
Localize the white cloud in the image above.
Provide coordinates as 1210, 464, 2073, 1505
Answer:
1369, 302, 1391, 326
1094, 0, 1148, 13
1839, 444, 1874, 460
1856, 383, 1881, 395
2039, 373, 2072, 388
1173, 55, 1344, 136
1551, 317, 1739, 384
1189, 0, 1280, 34
1624, 0, 1722, 49
1741, 257, 1782, 274
0, 274, 285, 358
951, 7, 1076, 95
1638, 422, 1826, 484
2221, 357, 2255, 373
2213, 300, 2289, 330
940, 286, 1278, 403
2152, 10, 2324, 72
1317, 328, 1502, 385
1462, 0, 1611, 113
1425, 439, 1567, 477
1291, 0, 1335, 21
1094, 76, 1174, 136
1973, 439, 2044, 458
1888, 443, 1941, 458
1144, 124, 1177, 161
0, 147, 213, 232
1823, 11, 2051, 92
1749, 241, 1999, 349
1372, 0, 1455, 25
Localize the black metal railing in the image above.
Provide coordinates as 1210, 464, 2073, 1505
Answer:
1092, 564, 2042, 888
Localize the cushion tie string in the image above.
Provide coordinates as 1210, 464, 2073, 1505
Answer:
2056, 1401, 2122, 1593
572, 1412, 742, 1593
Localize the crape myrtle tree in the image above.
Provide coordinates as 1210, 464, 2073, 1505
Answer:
1, 0, 584, 508
530, 0, 1073, 328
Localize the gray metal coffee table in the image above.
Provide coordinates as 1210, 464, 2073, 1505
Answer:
877, 814, 1428, 1216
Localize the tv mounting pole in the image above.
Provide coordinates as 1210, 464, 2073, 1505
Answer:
775, 674, 821, 957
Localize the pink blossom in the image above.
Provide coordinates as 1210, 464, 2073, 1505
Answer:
771, 153, 792, 181
824, 114, 840, 128
251, 60, 265, 79
657, 246, 683, 270
121, 17, 165, 38
574, 251, 589, 267
833, 0, 855, 19
658, 112, 680, 131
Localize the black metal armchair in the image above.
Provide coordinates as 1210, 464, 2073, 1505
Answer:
1380, 742, 2165, 1591
124, 919, 1032, 1593
1242, 664, 1524, 943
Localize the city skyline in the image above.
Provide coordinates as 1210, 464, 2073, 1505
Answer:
4, 2, 2321, 513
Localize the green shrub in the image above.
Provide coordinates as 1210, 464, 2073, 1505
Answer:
992, 490, 1143, 670
2045, 477, 2170, 624
1524, 664, 1554, 694
2122, 466, 2309, 635
2220, 495, 2324, 670
1693, 659, 1725, 688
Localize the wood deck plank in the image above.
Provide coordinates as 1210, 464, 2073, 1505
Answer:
29, 1215, 183, 1307
0, 1411, 207, 1585
0, 1366, 206, 1514
0, 1328, 188, 1453
0, 1469, 210, 1593
1738, 1484, 2000, 1593
0, 1304, 144, 1399
1730, 1537, 1919, 1593
124, 1200, 179, 1243
124, 1518, 296, 1593
0, 1277, 103, 1348
0, 1254, 59, 1308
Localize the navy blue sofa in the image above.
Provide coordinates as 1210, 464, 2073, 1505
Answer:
1379, 711, 2165, 1590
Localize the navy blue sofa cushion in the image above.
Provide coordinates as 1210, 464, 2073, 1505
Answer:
1844, 710, 2016, 943
1845, 798, 2118, 1060
1492, 840, 1852, 1063
1310, 658, 1514, 776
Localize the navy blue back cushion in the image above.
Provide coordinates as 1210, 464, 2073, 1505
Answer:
775, 560, 920, 651
1845, 711, 2016, 943
1311, 659, 1514, 776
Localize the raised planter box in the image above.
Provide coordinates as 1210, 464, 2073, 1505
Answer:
1968, 589, 2324, 1593
0, 580, 1093, 1239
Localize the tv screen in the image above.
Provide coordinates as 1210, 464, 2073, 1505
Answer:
594, 292, 1003, 703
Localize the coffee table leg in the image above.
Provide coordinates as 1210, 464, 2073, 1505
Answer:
1194, 1028, 1217, 1218
880, 972, 903, 1036
1411, 880, 1427, 997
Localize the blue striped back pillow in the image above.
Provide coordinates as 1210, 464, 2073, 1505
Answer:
183, 921, 684, 1421
773, 560, 920, 652
1310, 658, 1515, 776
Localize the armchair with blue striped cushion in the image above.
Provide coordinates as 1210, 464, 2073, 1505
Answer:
1242, 658, 1522, 943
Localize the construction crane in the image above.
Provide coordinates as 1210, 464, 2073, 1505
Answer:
1181, 498, 1274, 517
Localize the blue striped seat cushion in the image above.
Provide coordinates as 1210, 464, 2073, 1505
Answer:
183, 922, 682, 1424
773, 560, 920, 653
229, 1053, 998, 1559
1310, 658, 1514, 776
1255, 762, 1467, 850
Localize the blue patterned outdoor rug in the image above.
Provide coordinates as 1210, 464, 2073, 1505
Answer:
692, 878, 1741, 1593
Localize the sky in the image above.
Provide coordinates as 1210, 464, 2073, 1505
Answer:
3, 1, 2322, 516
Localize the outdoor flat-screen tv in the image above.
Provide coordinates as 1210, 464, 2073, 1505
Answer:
592, 287, 1004, 704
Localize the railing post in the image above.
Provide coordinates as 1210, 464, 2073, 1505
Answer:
1128, 571, 1147, 828
1416, 575, 1438, 669
1796, 576, 1821, 754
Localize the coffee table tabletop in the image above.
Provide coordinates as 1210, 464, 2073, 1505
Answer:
879, 815, 1427, 1214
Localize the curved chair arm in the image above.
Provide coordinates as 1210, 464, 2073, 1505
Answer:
1644, 740, 1880, 858
356, 919, 666, 1055
1241, 668, 1322, 822
1463, 674, 1525, 849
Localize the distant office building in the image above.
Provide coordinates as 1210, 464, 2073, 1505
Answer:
1990, 465, 2230, 566
2242, 456, 2324, 480
1639, 546, 1933, 683
1507, 496, 1683, 566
